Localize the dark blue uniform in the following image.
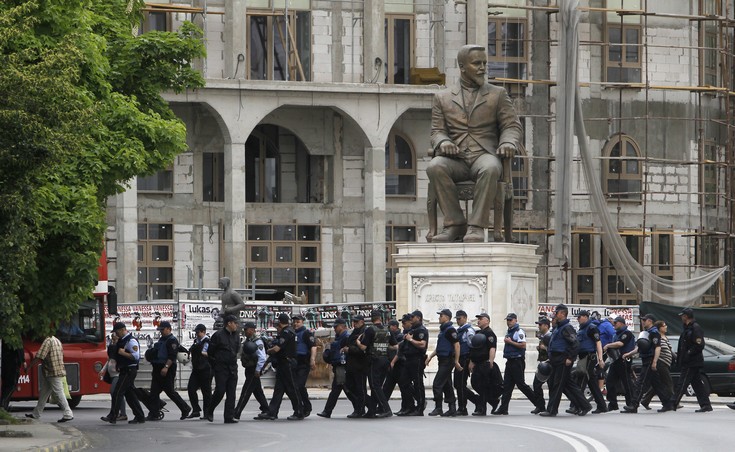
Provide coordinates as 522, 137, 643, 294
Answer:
106, 333, 146, 423
382, 328, 404, 405
469, 327, 502, 415
321, 330, 354, 416
430, 321, 459, 414
265, 327, 303, 419
544, 319, 591, 416
294, 326, 317, 415
605, 326, 635, 410
624, 326, 674, 412
187, 335, 212, 416
454, 323, 478, 415
345, 324, 372, 417
398, 323, 429, 415
497, 325, 543, 414
149, 333, 191, 420
574, 321, 607, 412
363, 323, 396, 416
206, 326, 240, 421
669, 320, 711, 410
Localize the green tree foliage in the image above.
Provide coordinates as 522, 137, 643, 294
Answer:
0, 0, 205, 346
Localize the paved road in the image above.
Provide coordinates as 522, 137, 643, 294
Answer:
10, 398, 735, 452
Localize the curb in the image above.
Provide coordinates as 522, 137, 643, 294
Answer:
25, 424, 88, 452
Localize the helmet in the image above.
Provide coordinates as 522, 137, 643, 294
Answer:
242, 340, 258, 355
535, 361, 552, 383
636, 337, 652, 354
144, 347, 157, 363
470, 333, 487, 349
176, 351, 190, 365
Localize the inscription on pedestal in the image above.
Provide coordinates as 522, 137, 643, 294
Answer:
412, 275, 488, 318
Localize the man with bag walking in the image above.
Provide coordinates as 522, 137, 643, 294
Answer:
24, 335, 74, 422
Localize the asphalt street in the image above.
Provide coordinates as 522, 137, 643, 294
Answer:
9, 397, 735, 452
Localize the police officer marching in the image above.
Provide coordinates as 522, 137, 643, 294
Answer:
256, 313, 304, 421
496, 313, 544, 415
318, 319, 353, 418
393, 314, 418, 416
234, 321, 270, 420
205, 315, 241, 423
148, 321, 192, 421
468, 313, 501, 416
539, 304, 591, 417
382, 318, 404, 405
186, 324, 212, 420
398, 310, 429, 416
666, 307, 713, 413
602, 316, 635, 411
454, 310, 477, 416
573, 310, 607, 414
344, 314, 371, 418
425, 309, 462, 417
531, 316, 552, 414
101, 323, 146, 424
622, 314, 675, 413
359, 310, 396, 418
293, 314, 317, 417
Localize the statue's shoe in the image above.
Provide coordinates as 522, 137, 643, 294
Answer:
463, 226, 485, 243
432, 225, 467, 242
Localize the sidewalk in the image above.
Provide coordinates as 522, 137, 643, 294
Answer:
0, 418, 86, 452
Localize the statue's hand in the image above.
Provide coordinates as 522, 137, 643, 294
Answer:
439, 140, 460, 156
497, 143, 516, 159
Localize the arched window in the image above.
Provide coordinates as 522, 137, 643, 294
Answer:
385, 132, 416, 197
603, 134, 642, 201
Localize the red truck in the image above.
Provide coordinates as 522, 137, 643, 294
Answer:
12, 252, 112, 408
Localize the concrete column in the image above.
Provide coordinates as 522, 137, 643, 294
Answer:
364, 145, 386, 301
224, 142, 247, 285
225, 0, 247, 79
116, 180, 139, 303
363, 0, 385, 83
466, 0, 488, 49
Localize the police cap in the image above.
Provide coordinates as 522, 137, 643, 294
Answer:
641, 314, 656, 322
223, 315, 239, 324
113, 322, 126, 331
388, 319, 399, 327
437, 308, 452, 318
612, 316, 626, 324
352, 314, 365, 321
243, 321, 256, 329
194, 323, 207, 332
678, 307, 695, 318
455, 310, 468, 318
411, 310, 423, 319
277, 313, 291, 324
333, 318, 347, 326
535, 317, 550, 326
292, 314, 305, 321
576, 310, 591, 318
370, 310, 383, 319
157, 321, 172, 331
475, 313, 490, 320
505, 313, 517, 321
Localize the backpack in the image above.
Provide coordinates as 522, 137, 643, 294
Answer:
370, 326, 391, 357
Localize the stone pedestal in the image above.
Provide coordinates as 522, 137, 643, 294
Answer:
394, 243, 541, 330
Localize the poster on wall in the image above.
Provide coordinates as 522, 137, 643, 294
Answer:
104, 303, 177, 351
538, 303, 638, 331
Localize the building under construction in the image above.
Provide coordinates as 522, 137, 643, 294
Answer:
106, 0, 735, 308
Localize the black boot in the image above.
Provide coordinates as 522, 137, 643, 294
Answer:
441, 403, 457, 417
428, 406, 443, 416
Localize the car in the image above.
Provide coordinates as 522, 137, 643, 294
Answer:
631, 337, 735, 397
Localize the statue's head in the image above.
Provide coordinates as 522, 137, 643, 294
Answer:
457, 44, 487, 87
219, 277, 231, 290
